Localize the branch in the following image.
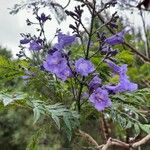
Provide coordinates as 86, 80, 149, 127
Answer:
132, 134, 150, 148
84, 0, 150, 62
100, 138, 129, 150
78, 129, 150, 150
78, 130, 99, 148
100, 134, 150, 150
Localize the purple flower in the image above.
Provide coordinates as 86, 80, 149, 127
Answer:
104, 60, 138, 93
36, 38, 43, 44
54, 32, 76, 50
105, 59, 120, 74
89, 76, 101, 91
56, 66, 72, 81
89, 88, 112, 111
101, 45, 118, 56
29, 41, 43, 51
104, 77, 138, 93
43, 51, 72, 81
119, 75, 138, 92
75, 58, 95, 76
43, 51, 66, 72
104, 28, 130, 45
20, 38, 30, 44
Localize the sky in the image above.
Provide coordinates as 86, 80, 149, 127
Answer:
0, 0, 149, 57
0, 0, 81, 57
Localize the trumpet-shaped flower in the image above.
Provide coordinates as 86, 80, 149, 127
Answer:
43, 51, 72, 81
75, 58, 95, 76
29, 41, 42, 51
89, 88, 112, 111
105, 28, 129, 45
54, 32, 76, 50
104, 60, 138, 93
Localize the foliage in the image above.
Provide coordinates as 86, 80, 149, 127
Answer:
1, 0, 150, 149
110, 88, 150, 135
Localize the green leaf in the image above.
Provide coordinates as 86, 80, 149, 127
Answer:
51, 114, 60, 129
139, 124, 150, 133
134, 124, 140, 135
0, 92, 26, 106
64, 115, 72, 131
33, 107, 41, 124
126, 121, 132, 129
31, 101, 79, 141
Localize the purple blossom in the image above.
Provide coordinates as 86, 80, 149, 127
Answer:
54, 32, 76, 50
104, 28, 130, 45
101, 45, 118, 56
29, 41, 43, 51
43, 51, 72, 81
20, 38, 30, 44
105, 59, 128, 76
75, 58, 95, 76
89, 88, 112, 111
36, 38, 43, 44
105, 59, 120, 74
56, 66, 72, 81
43, 51, 66, 72
89, 76, 101, 91
104, 76, 138, 93
104, 60, 138, 93
119, 76, 138, 92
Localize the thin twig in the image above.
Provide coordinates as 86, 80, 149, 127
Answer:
78, 129, 150, 150
78, 129, 99, 148
132, 134, 150, 148
84, 0, 150, 62
63, 0, 71, 9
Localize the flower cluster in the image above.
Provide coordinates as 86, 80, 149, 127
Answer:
41, 30, 137, 111
18, 6, 138, 112
43, 32, 96, 80
20, 38, 43, 51
43, 32, 76, 81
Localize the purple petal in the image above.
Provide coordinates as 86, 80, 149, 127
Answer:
75, 58, 95, 76
89, 88, 112, 111
20, 38, 30, 44
29, 41, 42, 51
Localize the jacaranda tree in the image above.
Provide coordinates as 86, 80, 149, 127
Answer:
0, 0, 150, 149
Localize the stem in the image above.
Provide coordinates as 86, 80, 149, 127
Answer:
85, 0, 96, 59
77, 80, 84, 113
77, 0, 96, 113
